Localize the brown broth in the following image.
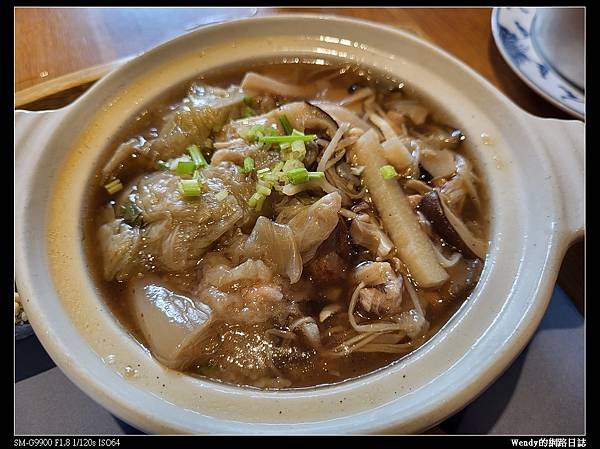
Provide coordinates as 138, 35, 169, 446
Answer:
83, 60, 489, 389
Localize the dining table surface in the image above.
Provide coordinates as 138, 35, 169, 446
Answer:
14, 7, 585, 436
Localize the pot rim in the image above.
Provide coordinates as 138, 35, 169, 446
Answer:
14, 13, 580, 434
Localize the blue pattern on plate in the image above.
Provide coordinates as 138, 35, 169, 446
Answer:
499, 24, 547, 79
492, 7, 584, 118
515, 21, 530, 38
499, 25, 529, 65
537, 63, 549, 79
559, 86, 583, 103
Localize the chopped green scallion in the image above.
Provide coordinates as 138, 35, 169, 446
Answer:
255, 194, 266, 211
193, 169, 204, 181
282, 159, 305, 172
258, 134, 317, 144
241, 157, 255, 174
292, 139, 307, 160
168, 155, 191, 170
248, 192, 266, 209
187, 145, 208, 168
286, 167, 310, 185
104, 179, 123, 195
256, 167, 271, 175
255, 195, 266, 211
272, 161, 285, 172
308, 171, 325, 180
279, 114, 293, 135
157, 160, 169, 170
178, 179, 202, 197
245, 124, 280, 143
247, 125, 264, 142
256, 184, 272, 196
176, 161, 196, 175
257, 179, 272, 189
379, 165, 398, 180
263, 173, 279, 183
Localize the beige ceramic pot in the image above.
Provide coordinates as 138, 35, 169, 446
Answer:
15, 14, 584, 434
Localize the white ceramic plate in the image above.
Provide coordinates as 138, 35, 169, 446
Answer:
491, 7, 585, 119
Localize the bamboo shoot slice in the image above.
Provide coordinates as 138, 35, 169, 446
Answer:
353, 129, 448, 288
